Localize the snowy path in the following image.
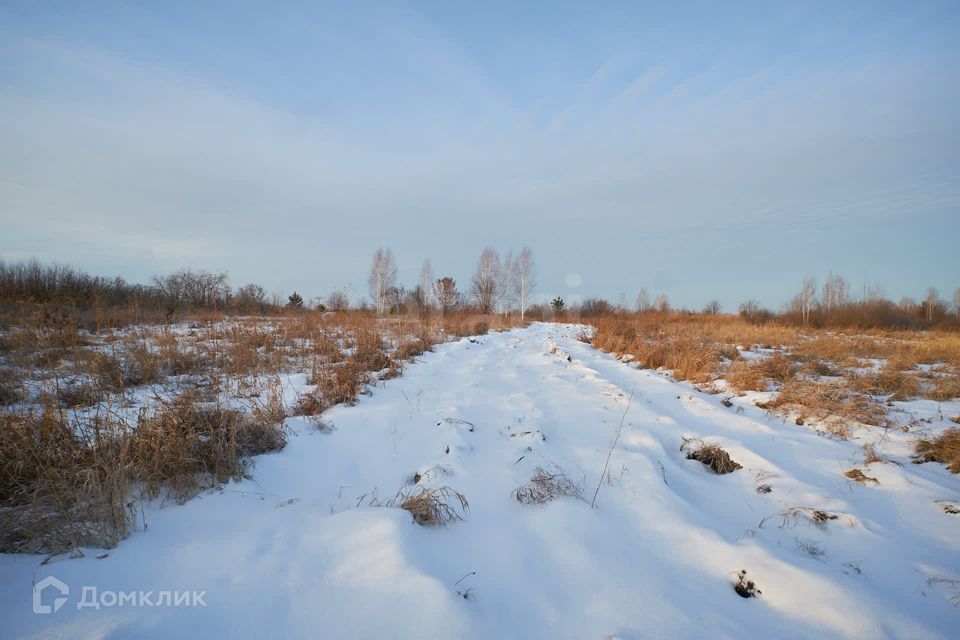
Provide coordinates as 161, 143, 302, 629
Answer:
2, 323, 958, 639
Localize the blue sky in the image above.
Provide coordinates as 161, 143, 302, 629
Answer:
1, 1, 958, 309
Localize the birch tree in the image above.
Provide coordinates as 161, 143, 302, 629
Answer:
497, 250, 514, 316
514, 246, 537, 321
800, 277, 816, 324
924, 288, 940, 323
636, 289, 650, 313
419, 259, 434, 311
822, 273, 849, 314
654, 294, 670, 312
368, 247, 398, 315
470, 247, 500, 314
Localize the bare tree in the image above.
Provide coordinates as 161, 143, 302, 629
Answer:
654, 293, 670, 312
419, 259, 434, 311
152, 269, 229, 308
514, 246, 537, 321
386, 286, 406, 315
470, 247, 500, 314
954, 288, 960, 322
923, 288, 941, 323
326, 289, 349, 311
636, 289, 650, 313
703, 300, 721, 315
368, 247, 398, 315
433, 277, 459, 316
739, 299, 760, 319
233, 283, 267, 312
799, 277, 816, 324
822, 273, 849, 314
498, 249, 516, 316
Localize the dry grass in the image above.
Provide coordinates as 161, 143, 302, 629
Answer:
763, 378, 890, 437
0, 308, 513, 553
758, 507, 839, 530
0, 405, 131, 553
590, 314, 960, 410
844, 468, 879, 486
0, 387, 288, 554
681, 438, 742, 474
385, 486, 469, 526
849, 366, 922, 400
725, 352, 798, 392
513, 466, 584, 504
914, 429, 960, 473
129, 391, 287, 502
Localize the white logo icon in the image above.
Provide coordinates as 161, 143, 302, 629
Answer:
33, 576, 69, 614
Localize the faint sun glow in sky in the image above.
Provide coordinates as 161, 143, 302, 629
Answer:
1, 1, 958, 309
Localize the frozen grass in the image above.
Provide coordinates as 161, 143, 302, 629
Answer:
385, 486, 469, 526
0, 310, 517, 553
681, 438, 742, 474
513, 466, 585, 504
914, 428, 960, 473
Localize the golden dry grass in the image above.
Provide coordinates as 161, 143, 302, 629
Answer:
914, 428, 960, 473
0, 310, 510, 553
589, 313, 960, 439
681, 438, 742, 474
387, 486, 469, 526
764, 378, 890, 437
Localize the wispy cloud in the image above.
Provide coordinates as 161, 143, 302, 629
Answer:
1, 3, 958, 306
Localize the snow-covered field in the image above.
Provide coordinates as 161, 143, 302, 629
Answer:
2, 323, 958, 639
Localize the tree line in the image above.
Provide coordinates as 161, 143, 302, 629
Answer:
366, 246, 537, 318
1, 257, 956, 330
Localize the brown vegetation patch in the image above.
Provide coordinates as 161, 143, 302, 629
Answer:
0, 405, 130, 553
681, 438, 742, 474
913, 428, 960, 473
386, 486, 469, 526
765, 378, 889, 437
844, 468, 879, 486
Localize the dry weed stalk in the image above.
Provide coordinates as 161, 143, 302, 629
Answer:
514, 466, 584, 504
591, 390, 634, 508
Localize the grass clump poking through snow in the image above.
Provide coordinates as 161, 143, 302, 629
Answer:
681, 438, 742, 474
844, 468, 879, 486
913, 428, 960, 473
734, 570, 762, 598
513, 466, 585, 504
764, 378, 889, 438
384, 486, 469, 526
759, 507, 839, 530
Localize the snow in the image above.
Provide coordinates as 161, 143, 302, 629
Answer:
2, 323, 958, 638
